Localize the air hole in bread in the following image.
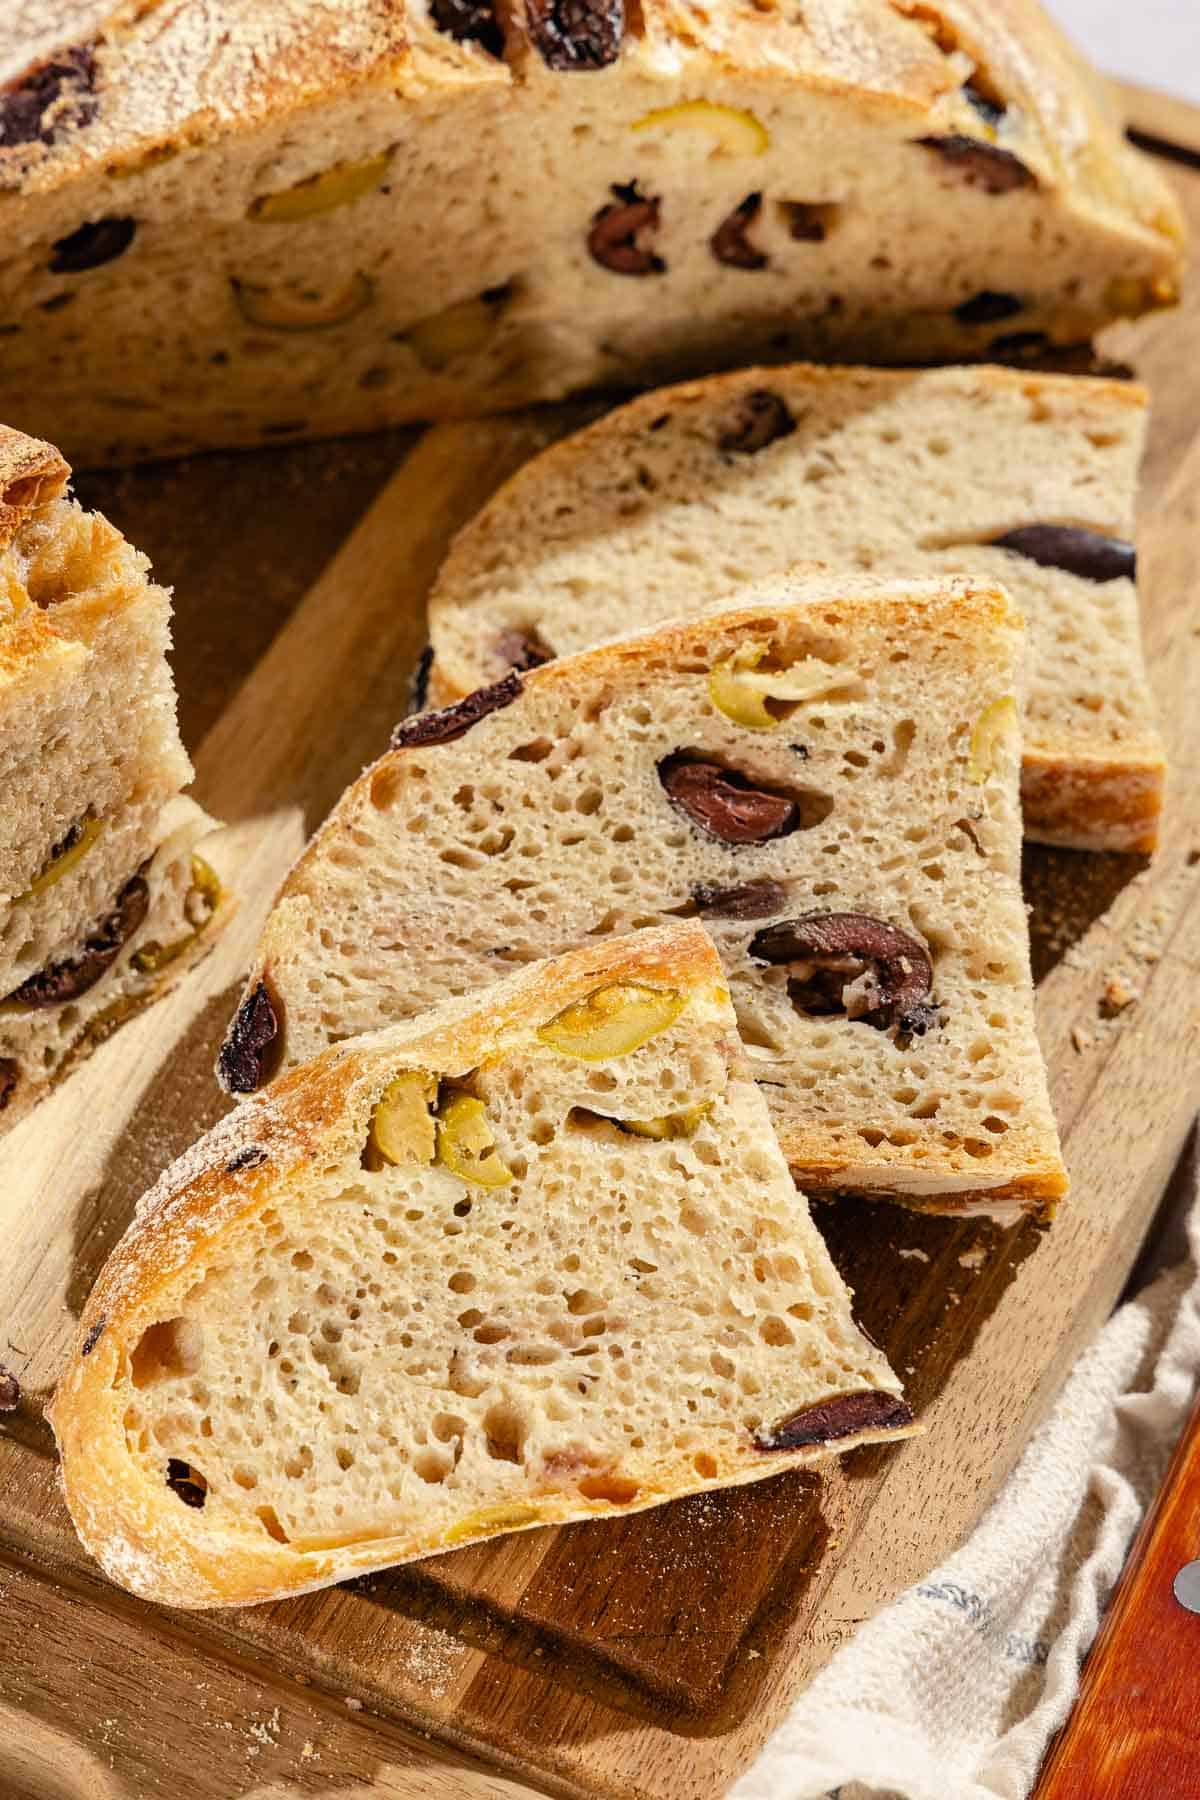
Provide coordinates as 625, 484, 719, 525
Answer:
257, 1504, 289, 1542
130, 1317, 203, 1388
483, 1399, 527, 1464
509, 738, 554, 763
571, 1471, 637, 1505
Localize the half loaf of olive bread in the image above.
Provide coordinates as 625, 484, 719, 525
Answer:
221, 574, 1066, 1219
0, 0, 1182, 463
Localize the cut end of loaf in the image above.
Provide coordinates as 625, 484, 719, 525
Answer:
50, 923, 915, 1608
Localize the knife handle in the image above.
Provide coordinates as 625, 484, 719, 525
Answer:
1032, 1386, 1200, 1799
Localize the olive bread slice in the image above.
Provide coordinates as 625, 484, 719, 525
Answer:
52, 921, 914, 1608
0, 424, 227, 1132
428, 363, 1163, 852
222, 573, 1066, 1219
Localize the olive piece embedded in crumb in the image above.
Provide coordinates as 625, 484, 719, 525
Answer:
690, 878, 788, 920
750, 911, 937, 1033
494, 626, 554, 675
718, 390, 796, 455
5, 874, 149, 1008
49, 216, 137, 274
660, 755, 831, 845
988, 524, 1136, 583
954, 290, 1023, 325
917, 134, 1035, 194
0, 43, 98, 149
430, 0, 505, 54
391, 672, 523, 748
528, 0, 624, 70
753, 1389, 913, 1451
218, 980, 282, 1094
588, 183, 665, 276
711, 193, 768, 270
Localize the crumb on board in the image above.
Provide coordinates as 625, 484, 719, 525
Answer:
897, 1247, 930, 1263
958, 1246, 988, 1270
343, 1697, 364, 1712
399, 1627, 465, 1699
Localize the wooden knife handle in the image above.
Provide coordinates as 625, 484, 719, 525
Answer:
1032, 1386, 1200, 1798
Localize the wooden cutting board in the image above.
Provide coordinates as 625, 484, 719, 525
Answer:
3, 84, 1200, 1800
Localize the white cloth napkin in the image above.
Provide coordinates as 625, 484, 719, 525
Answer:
731, 1149, 1200, 1800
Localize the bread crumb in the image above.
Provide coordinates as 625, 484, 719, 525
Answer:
958, 1246, 987, 1270
301, 1741, 318, 1762
343, 1696, 364, 1712
1071, 1024, 1092, 1053
897, 1247, 930, 1263
1100, 975, 1136, 1017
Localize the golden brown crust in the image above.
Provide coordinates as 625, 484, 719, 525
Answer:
1019, 747, 1166, 854
0, 423, 70, 543
789, 1139, 1068, 1222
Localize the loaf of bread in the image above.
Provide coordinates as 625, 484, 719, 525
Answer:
428, 362, 1163, 853
0, 424, 227, 1131
0, 2, 1181, 465
220, 574, 1066, 1218
51, 921, 914, 1608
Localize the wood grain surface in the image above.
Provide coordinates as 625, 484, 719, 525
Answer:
1031, 1389, 1200, 1799
1, 93, 1199, 1800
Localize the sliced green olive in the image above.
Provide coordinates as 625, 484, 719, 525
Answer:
435, 1092, 514, 1188
403, 288, 510, 373
621, 1101, 712, 1140
709, 639, 861, 729
443, 1502, 540, 1544
968, 695, 1018, 783
26, 815, 103, 898
631, 100, 769, 156
249, 150, 392, 223
365, 1071, 437, 1171
537, 983, 685, 1061
186, 853, 222, 923
232, 271, 375, 333
132, 855, 224, 975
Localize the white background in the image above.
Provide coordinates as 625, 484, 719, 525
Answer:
1046, 1, 1200, 105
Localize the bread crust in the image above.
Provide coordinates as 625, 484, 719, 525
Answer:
50, 921, 918, 1608
1, 0, 1184, 247
0, 423, 69, 541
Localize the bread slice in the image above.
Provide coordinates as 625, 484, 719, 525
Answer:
0, 424, 228, 1131
220, 574, 1066, 1219
0, 2, 1181, 464
1, 796, 232, 1132
428, 363, 1162, 853
50, 922, 914, 1608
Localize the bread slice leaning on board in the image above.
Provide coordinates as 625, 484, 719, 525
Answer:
427, 362, 1163, 853
0, 425, 229, 1134
51, 922, 915, 1609
219, 573, 1066, 1220
0, 0, 1181, 465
